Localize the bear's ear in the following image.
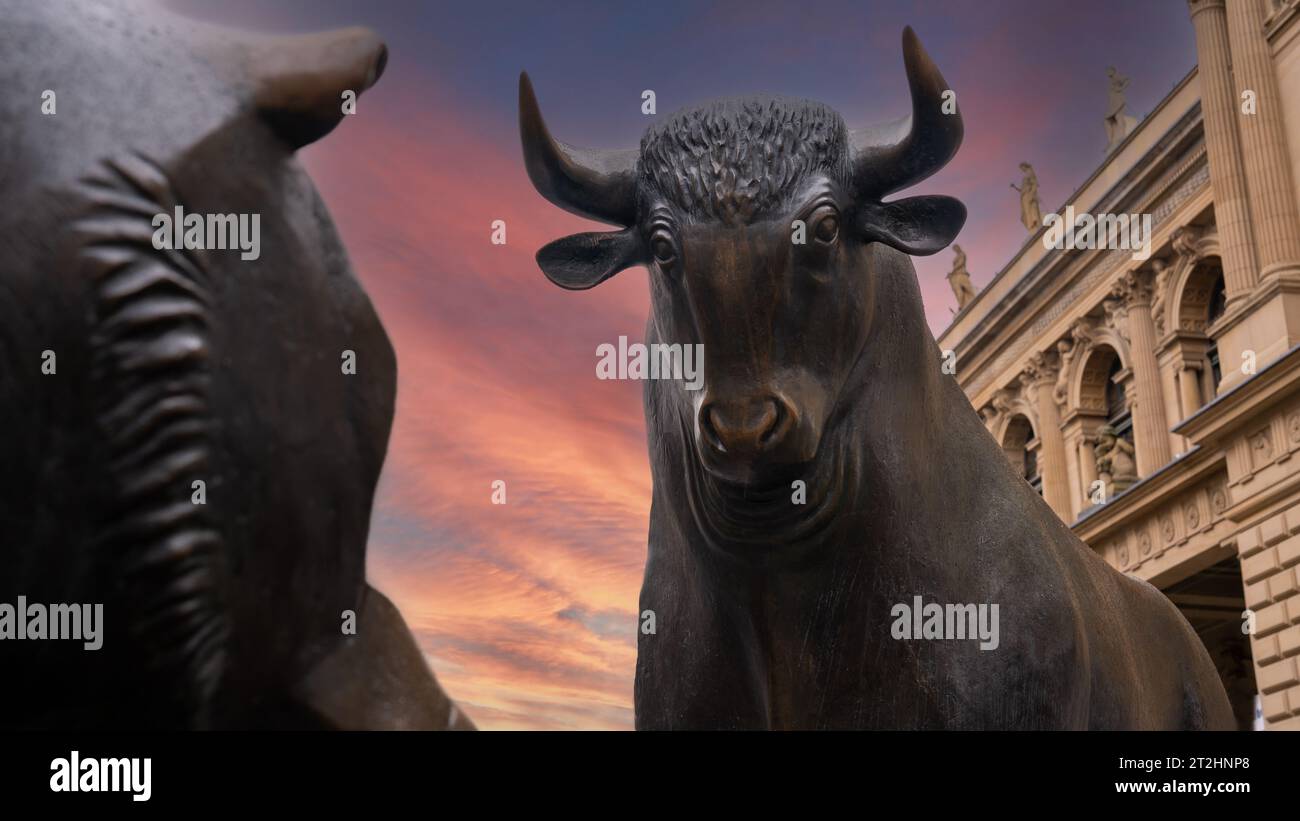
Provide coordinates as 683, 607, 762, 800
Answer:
251, 28, 388, 149
536, 229, 644, 290
857, 195, 966, 256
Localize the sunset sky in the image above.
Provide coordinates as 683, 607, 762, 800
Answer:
165, 0, 1197, 729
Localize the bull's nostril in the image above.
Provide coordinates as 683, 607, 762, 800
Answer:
758, 399, 784, 447
702, 396, 791, 455
702, 406, 726, 453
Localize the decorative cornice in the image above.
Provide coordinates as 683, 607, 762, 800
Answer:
1073, 444, 1224, 541
962, 155, 1211, 403
1265, 0, 1300, 41
939, 88, 1203, 354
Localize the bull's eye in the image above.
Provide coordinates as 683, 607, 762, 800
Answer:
651, 232, 677, 266
814, 212, 840, 244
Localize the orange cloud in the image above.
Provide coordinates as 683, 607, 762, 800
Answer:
303, 81, 652, 729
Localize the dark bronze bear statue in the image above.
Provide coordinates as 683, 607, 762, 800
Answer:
0, 0, 471, 730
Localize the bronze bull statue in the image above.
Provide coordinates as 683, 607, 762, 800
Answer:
0, 0, 470, 730
522, 28, 1234, 729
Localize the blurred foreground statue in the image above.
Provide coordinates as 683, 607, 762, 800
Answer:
0, 0, 471, 730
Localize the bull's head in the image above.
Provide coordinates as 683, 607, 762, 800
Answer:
521, 28, 964, 486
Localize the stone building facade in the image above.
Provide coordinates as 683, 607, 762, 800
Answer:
940, 0, 1300, 729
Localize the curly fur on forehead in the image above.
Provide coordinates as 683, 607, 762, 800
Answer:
638, 96, 850, 225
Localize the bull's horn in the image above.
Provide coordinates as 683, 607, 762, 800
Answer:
250, 27, 388, 149
519, 73, 639, 227
851, 27, 963, 199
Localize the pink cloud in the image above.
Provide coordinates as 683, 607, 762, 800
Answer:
302, 79, 653, 729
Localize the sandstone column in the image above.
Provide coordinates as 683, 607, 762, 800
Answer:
1179, 364, 1204, 420
1226, 0, 1300, 280
1024, 354, 1071, 519
1161, 358, 1189, 453
1079, 438, 1099, 502
1113, 271, 1173, 475
1063, 429, 1084, 518
1188, 0, 1259, 302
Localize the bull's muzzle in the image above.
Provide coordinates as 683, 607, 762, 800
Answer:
698, 393, 800, 467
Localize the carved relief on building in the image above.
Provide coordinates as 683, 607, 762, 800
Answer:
1095, 426, 1138, 492
1070, 308, 1133, 398
1111, 268, 1155, 310
1162, 222, 1223, 334
1177, 281, 1215, 332
1052, 337, 1076, 414
1288, 410, 1300, 445
1209, 481, 1229, 516
1250, 428, 1275, 467
1170, 223, 1202, 260
978, 404, 1000, 432
1020, 351, 1061, 409
1158, 514, 1176, 546
1149, 257, 1171, 336
1101, 292, 1130, 343
1229, 401, 1300, 486
991, 388, 1013, 415
986, 385, 1038, 443
1070, 315, 1095, 352
1096, 474, 1231, 575
1140, 525, 1155, 556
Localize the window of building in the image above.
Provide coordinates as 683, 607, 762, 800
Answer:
1024, 445, 1042, 494
1206, 273, 1226, 391
1002, 415, 1041, 495
1106, 357, 1133, 446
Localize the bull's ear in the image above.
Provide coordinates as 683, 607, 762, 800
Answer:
536, 229, 643, 290
249, 28, 388, 149
857, 195, 966, 256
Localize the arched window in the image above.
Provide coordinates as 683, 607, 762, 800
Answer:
1206, 273, 1226, 391
1002, 415, 1040, 495
1106, 357, 1133, 446
1024, 444, 1041, 494
1176, 256, 1225, 407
